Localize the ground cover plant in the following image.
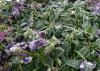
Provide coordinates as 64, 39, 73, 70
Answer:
0, 0, 100, 71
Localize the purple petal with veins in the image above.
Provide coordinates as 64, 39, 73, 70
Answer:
38, 38, 47, 47
20, 57, 32, 64
38, 31, 45, 38
29, 40, 38, 51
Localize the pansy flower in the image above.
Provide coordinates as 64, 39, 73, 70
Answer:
29, 38, 47, 51
38, 38, 47, 47
7, 42, 29, 54
29, 40, 38, 51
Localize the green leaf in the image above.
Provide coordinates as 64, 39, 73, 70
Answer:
86, 25, 93, 33
95, 38, 100, 48
48, 7, 58, 21
97, 63, 100, 70
23, 62, 34, 71
52, 47, 64, 58
62, 41, 71, 54
65, 60, 81, 69
43, 57, 53, 67
79, 46, 90, 57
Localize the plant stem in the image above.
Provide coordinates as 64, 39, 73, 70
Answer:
74, 50, 87, 61
18, 61, 23, 71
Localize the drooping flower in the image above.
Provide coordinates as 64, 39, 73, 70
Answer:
29, 38, 47, 51
7, 42, 28, 50
8, 42, 28, 53
80, 61, 96, 71
29, 40, 38, 51
20, 56, 32, 64
0, 32, 6, 42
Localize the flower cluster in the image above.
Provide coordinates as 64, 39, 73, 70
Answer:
5, 31, 47, 64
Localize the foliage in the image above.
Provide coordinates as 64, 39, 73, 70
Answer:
0, 0, 100, 71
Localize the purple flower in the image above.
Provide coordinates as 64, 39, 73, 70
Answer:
20, 57, 32, 64
12, 2, 24, 16
38, 38, 47, 47
29, 38, 47, 51
91, 2, 100, 15
80, 61, 96, 71
29, 40, 38, 51
0, 32, 6, 42
6, 42, 15, 49
14, 2, 24, 10
12, 9, 20, 16
8, 42, 28, 50
38, 31, 45, 38
7, 42, 29, 54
